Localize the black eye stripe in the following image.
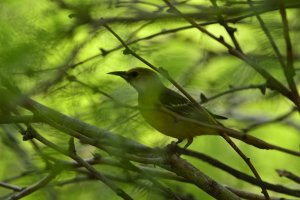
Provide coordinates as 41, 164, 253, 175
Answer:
130, 71, 139, 77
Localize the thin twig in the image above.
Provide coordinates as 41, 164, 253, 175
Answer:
1, 171, 36, 183
244, 107, 297, 132
209, 0, 242, 51
176, 147, 300, 197
279, 0, 300, 107
38, 3, 297, 90
220, 133, 270, 200
276, 169, 300, 184
32, 130, 134, 200
66, 74, 135, 108
247, 0, 286, 71
120, 160, 182, 200
226, 186, 293, 200
200, 83, 266, 103
91, 2, 300, 26
248, 0, 300, 109
0, 182, 23, 192
162, 0, 295, 108
53, 173, 293, 200
30, 27, 100, 96
8, 170, 58, 200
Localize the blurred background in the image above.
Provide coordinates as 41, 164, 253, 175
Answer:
0, 0, 300, 199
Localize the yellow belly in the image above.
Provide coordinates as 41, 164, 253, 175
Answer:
139, 106, 218, 139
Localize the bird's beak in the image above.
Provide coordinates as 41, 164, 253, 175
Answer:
107, 71, 129, 80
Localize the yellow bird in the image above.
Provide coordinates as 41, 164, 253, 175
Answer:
108, 67, 226, 148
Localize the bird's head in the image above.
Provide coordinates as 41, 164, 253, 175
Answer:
108, 67, 164, 93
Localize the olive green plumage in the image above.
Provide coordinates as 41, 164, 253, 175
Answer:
109, 67, 225, 148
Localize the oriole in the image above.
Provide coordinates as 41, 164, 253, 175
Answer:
109, 67, 226, 148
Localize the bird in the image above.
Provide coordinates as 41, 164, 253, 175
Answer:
108, 67, 227, 149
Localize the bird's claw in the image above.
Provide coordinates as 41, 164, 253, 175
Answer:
165, 141, 181, 156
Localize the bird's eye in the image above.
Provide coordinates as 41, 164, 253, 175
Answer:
130, 71, 139, 78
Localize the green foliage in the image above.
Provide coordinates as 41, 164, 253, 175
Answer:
1, 0, 300, 200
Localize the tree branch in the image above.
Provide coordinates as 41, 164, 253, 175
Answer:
31, 129, 134, 200
276, 169, 300, 184
162, 0, 297, 109
8, 170, 58, 200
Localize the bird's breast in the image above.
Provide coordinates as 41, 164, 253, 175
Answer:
138, 99, 217, 139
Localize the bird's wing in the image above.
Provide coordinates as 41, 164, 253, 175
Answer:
159, 88, 227, 123
207, 110, 228, 120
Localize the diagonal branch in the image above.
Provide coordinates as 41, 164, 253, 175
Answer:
7, 169, 58, 200
162, 0, 296, 109
279, 0, 300, 107
247, 0, 286, 71
177, 147, 300, 197
31, 129, 134, 200
163, 153, 241, 200
248, 0, 300, 108
19, 106, 240, 199
220, 133, 270, 200
276, 169, 300, 184
243, 107, 297, 132
0, 182, 23, 192
200, 83, 266, 103
209, 0, 242, 51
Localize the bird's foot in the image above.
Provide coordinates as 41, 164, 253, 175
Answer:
165, 140, 181, 156
175, 139, 183, 145
183, 138, 193, 149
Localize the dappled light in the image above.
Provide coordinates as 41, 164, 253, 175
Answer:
0, 0, 300, 200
